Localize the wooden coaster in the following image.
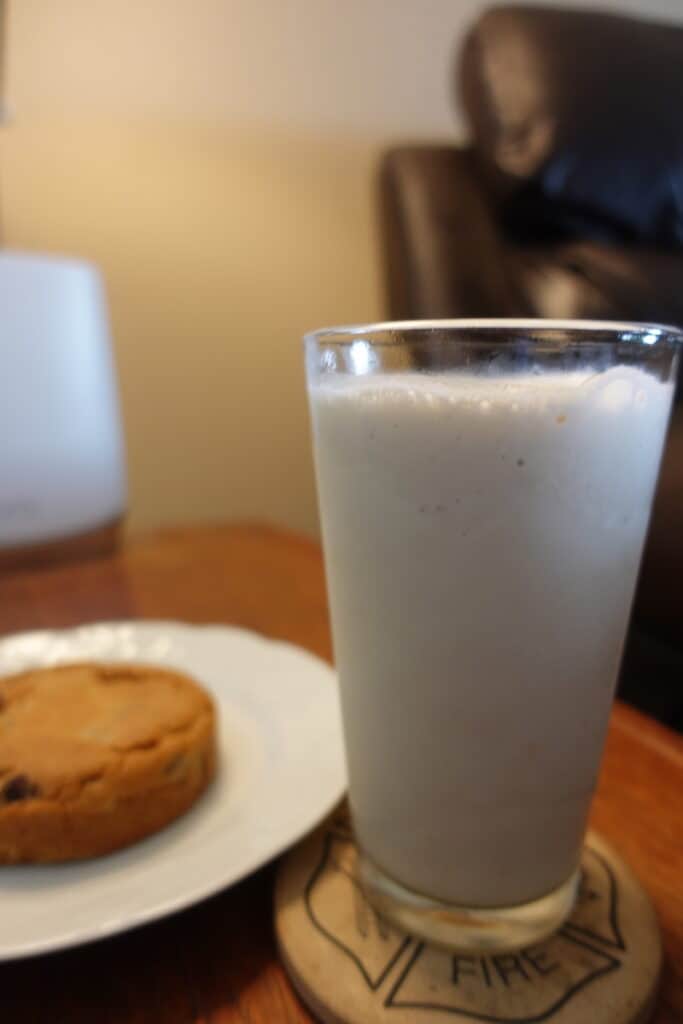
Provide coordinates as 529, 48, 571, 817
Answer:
275, 806, 661, 1024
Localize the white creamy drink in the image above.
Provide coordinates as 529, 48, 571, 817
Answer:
309, 366, 673, 907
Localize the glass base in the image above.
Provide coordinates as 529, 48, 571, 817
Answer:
358, 854, 580, 954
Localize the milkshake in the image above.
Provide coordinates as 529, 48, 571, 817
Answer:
308, 341, 675, 921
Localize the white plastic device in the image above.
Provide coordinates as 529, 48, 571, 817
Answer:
0, 251, 127, 549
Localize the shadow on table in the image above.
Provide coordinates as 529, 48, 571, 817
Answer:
0, 862, 278, 1024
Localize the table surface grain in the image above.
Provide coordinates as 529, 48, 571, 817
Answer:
0, 523, 681, 1024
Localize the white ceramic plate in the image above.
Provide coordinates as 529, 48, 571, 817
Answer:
0, 621, 347, 960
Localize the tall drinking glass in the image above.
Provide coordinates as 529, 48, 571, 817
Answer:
305, 320, 680, 952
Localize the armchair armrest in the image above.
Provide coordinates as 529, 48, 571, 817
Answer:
378, 146, 528, 319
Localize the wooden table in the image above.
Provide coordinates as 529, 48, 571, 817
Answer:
0, 523, 681, 1024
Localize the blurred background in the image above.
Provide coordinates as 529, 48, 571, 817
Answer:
3, 0, 681, 539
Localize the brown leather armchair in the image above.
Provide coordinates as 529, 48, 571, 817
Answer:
378, 5, 683, 729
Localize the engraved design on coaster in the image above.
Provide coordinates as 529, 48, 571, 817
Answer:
275, 806, 661, 1024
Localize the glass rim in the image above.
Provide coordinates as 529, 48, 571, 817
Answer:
304, 318, 683, 348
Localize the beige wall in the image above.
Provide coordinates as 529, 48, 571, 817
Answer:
2, 0, 682, 536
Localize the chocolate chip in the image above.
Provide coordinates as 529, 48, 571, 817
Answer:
2, 774, 40, 803
164, 754, 187, 778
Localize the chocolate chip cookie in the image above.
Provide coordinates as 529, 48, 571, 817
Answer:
0, 662, 216, 862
